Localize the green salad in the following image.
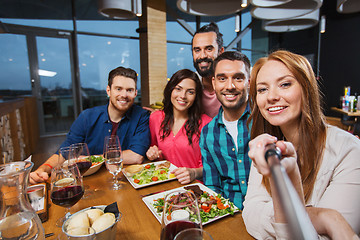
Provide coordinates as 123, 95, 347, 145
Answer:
152, 187, 237, 223
132, 164, 170, 185
198, 192, 236, 223
88, 155, 105, 164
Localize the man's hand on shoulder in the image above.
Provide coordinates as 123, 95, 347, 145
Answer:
142, 106, 160, 114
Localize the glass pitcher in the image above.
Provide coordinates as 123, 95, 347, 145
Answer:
0, 161, 45, 240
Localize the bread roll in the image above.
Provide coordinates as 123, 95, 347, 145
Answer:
91, 213, 116, 232
85, 209, 104, 225
155, 161, 170, 170
124, 164, 144, 177
67, 227, 91, 236
67, 212, 90, 230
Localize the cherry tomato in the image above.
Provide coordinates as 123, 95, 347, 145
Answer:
152, 176, 158, 181
160, 170, 166, 174
145, 165, 151, 169
201, 204, 212, 213
134, 179, 140, 183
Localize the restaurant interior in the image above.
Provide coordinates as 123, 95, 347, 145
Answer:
0, 0, 360, 239
1, 0, 360, 161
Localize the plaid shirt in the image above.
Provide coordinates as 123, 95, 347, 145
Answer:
200, 104, 251, 209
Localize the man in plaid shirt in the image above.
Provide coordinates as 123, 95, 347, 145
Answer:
200, 51, 251, 209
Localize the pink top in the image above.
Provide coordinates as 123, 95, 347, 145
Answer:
202, 89, 221, 118
149, 111, 212, 168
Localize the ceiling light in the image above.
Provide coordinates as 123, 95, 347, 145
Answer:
262, 9, 319, 32
250, 0, 291, 7
98, 0, 142, 19
320, 15, 326, 33
135, 0, 142, 16
337, 0, 360, 13
241, 0, 248, 8
235, 14, 240, 32
177, 0, 245, 16
39, 69, 57, 77
251, 0, 322, 20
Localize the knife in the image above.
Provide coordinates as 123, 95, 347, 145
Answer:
45, 233, 54, 238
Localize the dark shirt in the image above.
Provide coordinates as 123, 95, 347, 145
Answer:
59, 104, 150, 156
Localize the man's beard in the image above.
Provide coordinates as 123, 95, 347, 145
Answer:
193, 58, 214, 78
110, 96, 132, 112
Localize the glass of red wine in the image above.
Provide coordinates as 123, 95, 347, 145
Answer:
161, 189, 202, 240
70, 143, 93, 198
174, 228, 214, 240
51, 148, 84, 227
103, 135, 123, 190
70, 143, 92, 176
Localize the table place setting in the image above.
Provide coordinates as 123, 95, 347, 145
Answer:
31, 139, 253, 239
123, 160, 178, 189
142, 182, 239, 225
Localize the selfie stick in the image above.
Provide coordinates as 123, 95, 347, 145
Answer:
264, 144, 318, 240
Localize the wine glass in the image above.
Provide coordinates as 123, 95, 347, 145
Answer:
174, 228, 213, 240
51, 148, 84, 227
71, 143, 92, 176
57, 146, 74, 166
71, 143, 92, 198
103, 135, 123, 190
161, 189, 202, 240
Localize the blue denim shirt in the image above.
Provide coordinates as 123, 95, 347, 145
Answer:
59, 104, 150, 156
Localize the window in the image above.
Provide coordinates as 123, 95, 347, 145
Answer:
0, 34, 31, 96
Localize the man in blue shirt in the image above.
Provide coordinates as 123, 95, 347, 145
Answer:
200, 51, 251, 209
30, 66, 150, 184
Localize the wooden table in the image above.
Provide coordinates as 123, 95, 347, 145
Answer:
331, 107, 360, 135
42, 166, 254, 240
331, 107, 360, 117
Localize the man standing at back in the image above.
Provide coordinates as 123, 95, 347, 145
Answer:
30, 66, 150, 184
192, 22, 224, 118
200, 51, 252, 209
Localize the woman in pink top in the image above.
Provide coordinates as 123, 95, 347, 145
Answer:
146, 69, 212, 184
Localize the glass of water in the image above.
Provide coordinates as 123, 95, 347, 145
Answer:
103, 135, 123, 190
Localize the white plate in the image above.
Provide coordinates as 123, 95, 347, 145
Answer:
123, 160, 178, 189
142, 182, 239, 225
83, 161, 104, 176
83, 155, 105, 176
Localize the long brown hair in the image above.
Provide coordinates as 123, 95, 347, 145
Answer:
248, 50, 327, 202
161, 69, 203, 145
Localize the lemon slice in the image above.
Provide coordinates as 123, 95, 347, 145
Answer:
55, 177, 75, 187
169, 173, 176, 179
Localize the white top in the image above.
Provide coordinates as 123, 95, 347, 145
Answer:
242, 125, 360, 239
222, 112, 239, 149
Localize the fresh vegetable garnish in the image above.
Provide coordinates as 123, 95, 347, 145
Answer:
88, 156, 105, 166
153, 197, 165, 212
152, 187, 237, 223
132, 163, 170, 185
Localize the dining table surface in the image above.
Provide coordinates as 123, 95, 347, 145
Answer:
42, 163, 254, 240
